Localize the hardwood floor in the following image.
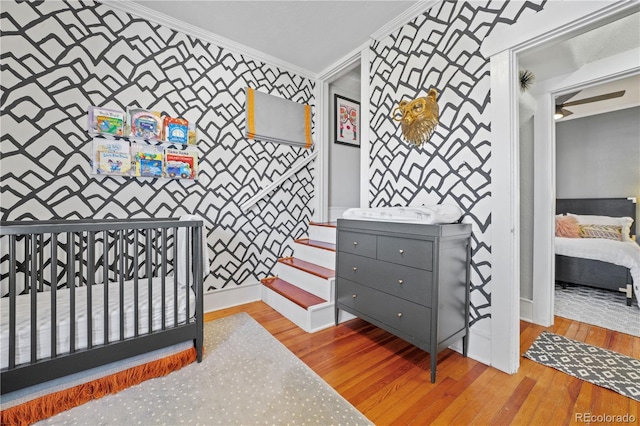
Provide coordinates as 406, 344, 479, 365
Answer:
204, 302, 640, 425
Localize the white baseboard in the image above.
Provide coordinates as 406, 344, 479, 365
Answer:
448, 326, 491, 367
520, 298, 533, 322
203, 281, 262, 313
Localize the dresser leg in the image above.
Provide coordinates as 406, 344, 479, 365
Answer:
462, 334, 469, 357
430, 357, 437, 383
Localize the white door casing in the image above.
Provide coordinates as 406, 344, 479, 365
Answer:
482, 0, 639, 374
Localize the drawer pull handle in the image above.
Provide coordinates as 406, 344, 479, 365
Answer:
353, 241, 358, 246
397, 312, 403, 318
353, 267, 357, 271
399, 249, 404, 254
398, 279, 403, 285
352, 294, 357, 298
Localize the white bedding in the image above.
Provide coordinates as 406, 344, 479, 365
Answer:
0, 276, 196, 369
555, 237, 640, 306
343, 204, 463, 224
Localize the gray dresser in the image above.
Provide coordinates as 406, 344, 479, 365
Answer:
334, 219, 471, 382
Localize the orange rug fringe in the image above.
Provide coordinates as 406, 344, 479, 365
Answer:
1, 347, 198, 426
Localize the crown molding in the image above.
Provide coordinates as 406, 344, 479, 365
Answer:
317, 41, 368, 83
101, 0, 317, 80
370, 0, 441, 41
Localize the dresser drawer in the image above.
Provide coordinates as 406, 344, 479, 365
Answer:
337, 252, 433, 306
337, 279, 431, 344
377, 236, 433, 270
338, 230, 377, 258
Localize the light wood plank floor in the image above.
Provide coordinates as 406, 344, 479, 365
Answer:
204, 302, 640, 425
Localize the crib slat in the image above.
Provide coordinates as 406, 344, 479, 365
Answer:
38, 234, 44, 292
134, 230, 139, 337
30, 235, 37, 363
68, 233, 75, 353
103, 230, 109, 345
146, 229, 152, 334
193, 223, 203, 355
79, 232, 84, 288
185, 227, 190, 323
50, 233, 58, 357
87, 232, 94, 349
9, 235, 17, 368
119, 229, 125, 341
173, 227, 178, 327
161, 228, 167, 330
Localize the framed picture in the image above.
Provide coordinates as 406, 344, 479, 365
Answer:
334, 95, 360, 147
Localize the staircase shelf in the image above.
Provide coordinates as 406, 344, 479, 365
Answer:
260, 221, 354, 333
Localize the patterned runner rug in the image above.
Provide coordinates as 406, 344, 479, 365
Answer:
524, 331, 640, 401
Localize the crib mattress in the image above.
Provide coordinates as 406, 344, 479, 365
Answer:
0, 276, 196, 369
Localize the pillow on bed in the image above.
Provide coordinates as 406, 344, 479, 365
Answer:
566, 213, 634, 241
579, 224, 624, 241
555, 216, 580, 238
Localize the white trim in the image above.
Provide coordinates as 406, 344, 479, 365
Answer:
203, 282, 262, 313
315, 82, 328, 223
520, 298, 534, 323
489, 49, 520, 374
532, 93, 555, 326
359, 46, 371, 208
102, 0, 315, 80
240, 151, 318, 212
317, 43, 366, 82
317, 46, 365, 223
370, 1, 442, 41
448, 327, 492, 367
481, 1, 639, 58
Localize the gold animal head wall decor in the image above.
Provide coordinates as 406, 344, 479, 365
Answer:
392, 88, 439, 147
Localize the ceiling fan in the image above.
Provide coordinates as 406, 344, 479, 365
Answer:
554, 90, 626, 119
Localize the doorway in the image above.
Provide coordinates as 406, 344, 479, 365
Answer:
328, 65, 362, 221
483, 1, 640, 374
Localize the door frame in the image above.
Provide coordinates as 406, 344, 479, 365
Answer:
315, 44, 370, 222
481, 0, 639, 374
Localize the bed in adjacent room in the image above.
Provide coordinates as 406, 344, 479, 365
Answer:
555, 197, 639, 307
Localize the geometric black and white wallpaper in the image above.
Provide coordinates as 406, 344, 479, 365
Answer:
0, 0, 315, 294
369, 0, 545, 326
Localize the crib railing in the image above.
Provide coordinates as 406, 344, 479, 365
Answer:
0, 218, 204, 393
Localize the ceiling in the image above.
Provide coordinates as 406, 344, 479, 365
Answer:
119, 1, 638, 120
125, 0, 420, 75
518, 11, 640, 121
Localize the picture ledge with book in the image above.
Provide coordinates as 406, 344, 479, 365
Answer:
88, 106, 199, 180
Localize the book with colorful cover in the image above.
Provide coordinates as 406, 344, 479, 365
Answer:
92, 139, 131, 175
126, 107, 163, 140
88, 106, 125, 136
164, 147, 198, 179
131, 143, 163, 178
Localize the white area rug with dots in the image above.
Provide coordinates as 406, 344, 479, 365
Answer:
37, 312, 372, 425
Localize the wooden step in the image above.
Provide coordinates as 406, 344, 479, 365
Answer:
309, 221, 337, 228
294, 238, 336, 252
278, 257, 334, 279
261, 277, 327, 309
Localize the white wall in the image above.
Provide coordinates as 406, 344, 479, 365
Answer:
329, 67, 361, 219
556, 107, 640, 213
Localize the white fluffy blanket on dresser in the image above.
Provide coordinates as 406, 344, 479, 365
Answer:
342, 204, 463, 224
